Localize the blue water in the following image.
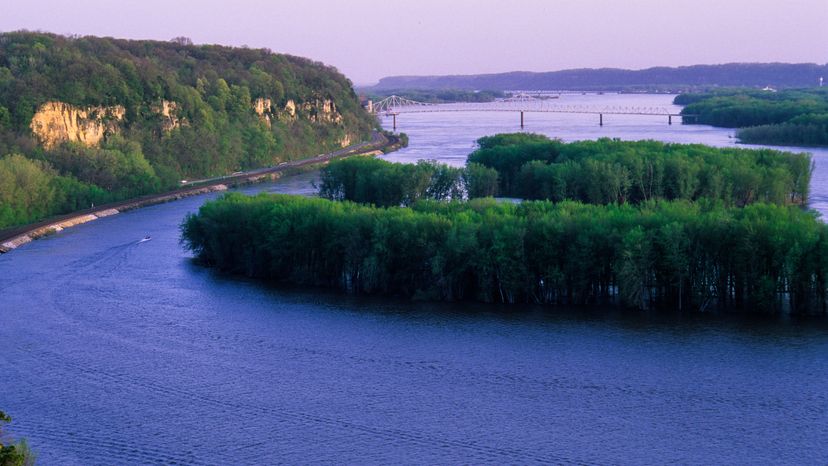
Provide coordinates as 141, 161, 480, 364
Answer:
1, 94, 827, 464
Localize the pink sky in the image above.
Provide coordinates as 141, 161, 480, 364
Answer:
2, 0, 826, 84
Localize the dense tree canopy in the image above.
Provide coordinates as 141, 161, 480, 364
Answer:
318, 157, 497, 206
182, 193, 828, 315
183, 133, 827, 315
467, 134, 812, 206
676, 88, 828, 146
737, 113, 828, 146
0, 31, 376, 229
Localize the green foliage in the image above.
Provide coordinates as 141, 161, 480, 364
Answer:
0, 154, 56, 227
181, 193, 828, 314
318, 157, 464, 207
319, 157, 502, 206
0, 411, 33, 466
476, 133, 552, 150
737, 113, 828, 146
0, 106, 10, 130
676, 88, 828, 146
463, 163, 499, 198
47, 137, 160, 197
468, 134, 812, 206
0, 31, 376, 229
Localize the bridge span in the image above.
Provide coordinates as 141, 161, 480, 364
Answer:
370, 94, 695, 130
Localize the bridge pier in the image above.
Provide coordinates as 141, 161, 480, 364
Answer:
668, 115, 672, 125
392, 113, 397, 131
599, 113, 603, 126
520, 111, 524, 129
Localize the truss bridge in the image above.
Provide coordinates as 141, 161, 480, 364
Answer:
370, 94, 694, 129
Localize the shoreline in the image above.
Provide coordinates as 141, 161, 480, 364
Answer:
0, 131, 395, 254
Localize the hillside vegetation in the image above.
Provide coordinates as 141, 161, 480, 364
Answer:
0, 32, 375, 229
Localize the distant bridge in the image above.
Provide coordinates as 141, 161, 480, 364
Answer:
370, 94, 695, 129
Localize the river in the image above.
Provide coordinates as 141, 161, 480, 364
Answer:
1, 93, 826, 464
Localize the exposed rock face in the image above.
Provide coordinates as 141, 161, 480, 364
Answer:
280, 98, 342, 124
152, 100, 184, 131
30, 101, 125, 148
302, 99, 343, 123
253, 97, 273, 127
253, 97, 272, 116
283, 100, 297, 119
339, 134, 352, 147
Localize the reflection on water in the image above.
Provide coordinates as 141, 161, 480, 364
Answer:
0, 95, 826, 464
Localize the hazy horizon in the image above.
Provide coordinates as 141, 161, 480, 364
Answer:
2, 0, 826, 85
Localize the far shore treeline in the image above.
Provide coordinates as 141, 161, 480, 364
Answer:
676, 88, 828, 146
182, 134, 827, 315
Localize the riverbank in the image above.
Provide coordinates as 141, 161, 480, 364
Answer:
0, 132, 394, 254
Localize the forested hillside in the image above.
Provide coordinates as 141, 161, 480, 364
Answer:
0, 31, 376, 228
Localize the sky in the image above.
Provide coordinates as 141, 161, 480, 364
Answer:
2, 0, 826, 85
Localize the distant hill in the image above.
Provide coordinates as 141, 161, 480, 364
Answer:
371, 63, 828, 92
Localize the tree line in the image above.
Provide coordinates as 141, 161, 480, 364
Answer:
318, 156, 497, 207
467, 134, 812, 206
320, 134, 813, 208
737, 113, 828, 146
676, 88, 828, 146
181, 193, 828, 315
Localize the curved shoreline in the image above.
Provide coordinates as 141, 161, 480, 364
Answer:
0, 132, 394, 254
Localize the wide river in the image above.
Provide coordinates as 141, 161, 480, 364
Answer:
2, 94, 827, 465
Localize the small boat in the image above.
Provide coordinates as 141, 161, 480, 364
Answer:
139, 236, 152, 243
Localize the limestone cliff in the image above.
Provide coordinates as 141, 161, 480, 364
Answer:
302, 99, 343, 124
253, 97, 273, 127
282, 100, 298, 120
279, 98, 342, 124
152, 100, 185, 131
30, 102, 125, 149
30, 97, 349, 148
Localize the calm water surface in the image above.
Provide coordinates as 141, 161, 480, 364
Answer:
1, 94, 827, 464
